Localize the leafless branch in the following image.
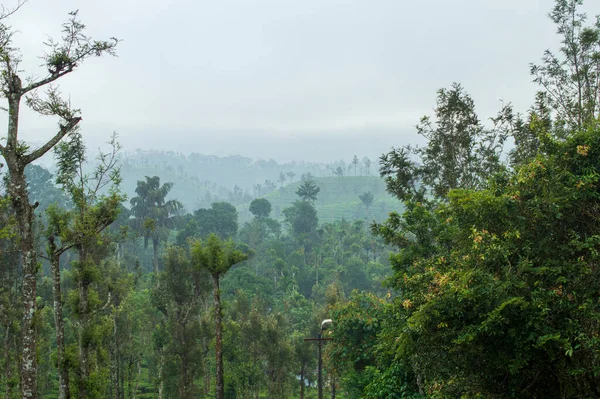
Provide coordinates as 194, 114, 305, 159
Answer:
0, 0, 26, 21
23, 116, 81, 164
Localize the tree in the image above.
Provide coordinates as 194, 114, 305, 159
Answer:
508, 92, 552, 166
530, 0, 600, 130
254, 183, 263, 197
47, 132, 124, 399
351, 155, 359, 176
25, 164, 67, 213
195, 202, 238, 239
45, 134, 125, 399
293, 332, 315, 399
0, 7, 118, 397
278, 172, 286, 188
295, 178, 320, 204
191, 235, 250, 399
286, 171, 296, 183
329, 292, 393, 398
362, 157, 372, 176
152, 246, 210, 399
130, 176, 182, 273
359, 191, 374, 219
264, 179, 276, 193
283, 201, 318, 246
301, 172, 314, 182
249, 198, 272, 219
372, 121, 600, 398
379, 83, 508, 202
0, 195, 19, 399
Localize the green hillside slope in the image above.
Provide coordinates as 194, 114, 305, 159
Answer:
238, 176, 403, 224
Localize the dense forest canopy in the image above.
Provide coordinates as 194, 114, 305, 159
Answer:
0, 1, 599, 399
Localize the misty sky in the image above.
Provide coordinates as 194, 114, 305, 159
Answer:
3, 0, 600, 163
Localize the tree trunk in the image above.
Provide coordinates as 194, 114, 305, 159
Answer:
49, 246, 70, 399
4, 324, 14, 399
331, 375, 336, 399
152, 238, 159, 274
77, 247, 91, 399
299, 365, 305, 399
213, 273, 224, 399
157, 348, 164, 399
132, 357, 141, 399
112, 314, 121, 399
6, 153, 38, 399
203, 356, 210, 396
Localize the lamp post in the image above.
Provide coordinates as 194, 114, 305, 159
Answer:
304, 319, 333, 399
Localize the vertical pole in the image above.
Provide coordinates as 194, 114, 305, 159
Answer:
318, 333, 323, 399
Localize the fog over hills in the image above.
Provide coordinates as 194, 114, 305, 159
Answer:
68, 126, 423, 165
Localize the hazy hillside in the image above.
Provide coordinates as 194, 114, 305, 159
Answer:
118, 150, 382, 218
238, 176, 403, 224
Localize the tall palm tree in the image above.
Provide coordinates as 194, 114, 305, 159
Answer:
130, 176, 182, 273
191, 235, 249, 399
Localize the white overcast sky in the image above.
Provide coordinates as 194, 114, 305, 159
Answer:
3, 0, 600, 162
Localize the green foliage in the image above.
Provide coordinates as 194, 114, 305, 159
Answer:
0, 196, 15, 240
530, 0, 600, 130
47, 132, 127, 399
25, 164, 68, 212
191, 234, 250, 278
249, 198, 272, 218
130, 175, 182, 248
225, 293, 295, 398
330, 291, 387, 397
508, 92, 552, 167
195, 202, 239, 239
379, 83, 508, 202
9, 2, 600, 399
373, 127, 600, 398
283, 201, 318, 241
295, 178, 321, 204
359, 191, 374, 208
152, 246, 209, 398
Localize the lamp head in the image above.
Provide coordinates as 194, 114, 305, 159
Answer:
321, 319, 333, 331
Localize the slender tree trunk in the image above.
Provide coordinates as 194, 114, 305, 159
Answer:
203, 356, 210, 396
49, 244, 70, 399
132, 357, 141, 399
6, 155, 38, 399
180, 352, 188, 399
157, 348, 164, 399
331, 375, 336, 399
17, 208, 36, 399
77, 247, 91, 399
4, 324, 13, 399
299, 365, 305, 399
127, 360, 132, 399
213, 273, 224, 399
112, 314, 121, 399
152, 238, 159, 274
